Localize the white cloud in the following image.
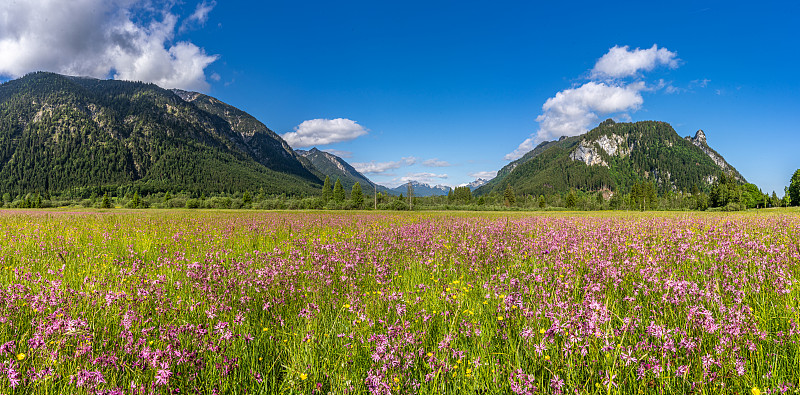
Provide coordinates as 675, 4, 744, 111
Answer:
180, 1, 216, 32
0, 0, 219, 91
322, 149, 353, 158
591, 45, 679, 79
353, 157, 416, 174
506, 44, 679, 160
281, 118, 369, 148
505, 81, 645, 160
468, 171, 497, 180
422, 158, 451, 167
689, 78, 710, 88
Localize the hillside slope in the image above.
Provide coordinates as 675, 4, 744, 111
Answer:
0, 72, 322, 195
477, 119, 744, 196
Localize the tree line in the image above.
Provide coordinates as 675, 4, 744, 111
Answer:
4, 170, 800, 211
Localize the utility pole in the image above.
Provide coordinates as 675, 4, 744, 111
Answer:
407, 182, 413, 210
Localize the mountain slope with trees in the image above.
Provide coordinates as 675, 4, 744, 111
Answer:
0, 72, 322, 197
295, 147, 392, 194
477, 119, 745, 197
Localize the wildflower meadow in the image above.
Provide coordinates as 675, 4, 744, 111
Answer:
0, 209, 799, 394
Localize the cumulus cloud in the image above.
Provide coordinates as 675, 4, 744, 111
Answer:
353, 157, 416, 174
505, 81, 645, 160
468, 171, 497, 180
281, 118, 369, 148
505, 44, 679, 160
0, 0, 219, 91
591, 45, 678, 79
422, 158, 451, 167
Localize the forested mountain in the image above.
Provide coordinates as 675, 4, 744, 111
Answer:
295, 148, 392, 194
0, 72, 322, 196
476, 119, 744, 196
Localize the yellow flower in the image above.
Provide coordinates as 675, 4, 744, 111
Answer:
539, 328, 546, 334
343, 304, 350, 309
545, 355, 550, 361
497, 316, 503, 321
426, 352, 433, 357
393, 377, 400, 383
16, 353, 25, 361
752, 387, 761, 395
262, 327, 268, 332
300, 373, 307, 381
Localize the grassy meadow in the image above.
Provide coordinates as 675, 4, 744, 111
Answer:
0, 209, 799, 394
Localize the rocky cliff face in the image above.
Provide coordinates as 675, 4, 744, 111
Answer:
569, 141, 608, 167
685, 129, 740, 180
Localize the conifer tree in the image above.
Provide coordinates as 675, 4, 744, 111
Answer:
322, 176, 332, 202
351, 182, 364, 208
101, 193, 112, 208
565, 189, 577, 208
504, 185, 516, 206
333, 178, 345, 202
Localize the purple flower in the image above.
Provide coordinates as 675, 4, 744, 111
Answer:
155, 362, 172, 386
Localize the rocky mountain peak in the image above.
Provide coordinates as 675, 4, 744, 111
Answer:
693, 129, 707, 145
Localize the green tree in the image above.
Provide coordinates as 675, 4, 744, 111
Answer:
788, 169, 800, 206
101, 192, 112, 208
771, 191, 780, 208
538, 195, 546, 209
131, 192, 140, 208
565, 190, 577, 208
163, 191, 172, 203
351, 182, 364, 208
322, 176, 332, 202
243, 190, 252, 205
504, 185, 516, 206
332, 178, 345, 202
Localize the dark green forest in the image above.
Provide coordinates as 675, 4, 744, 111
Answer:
0, 72, 321, 197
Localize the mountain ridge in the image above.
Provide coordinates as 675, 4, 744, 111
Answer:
0, 72, 321, 195
295, 147, 393, 195
390, 181, 450, 197
477, 119, 744, 196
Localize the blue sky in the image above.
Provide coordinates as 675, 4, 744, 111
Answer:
1, 1, 798, 193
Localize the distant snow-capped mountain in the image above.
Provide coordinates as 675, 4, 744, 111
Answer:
460, 178, 489, 191
389, 181, 450, 197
